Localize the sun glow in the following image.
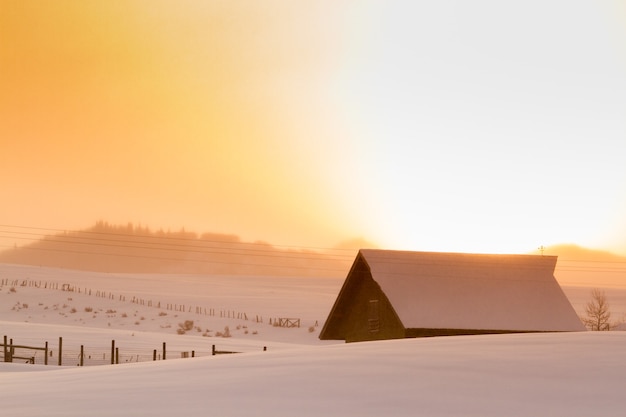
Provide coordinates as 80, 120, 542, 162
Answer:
1, 1, 625, 255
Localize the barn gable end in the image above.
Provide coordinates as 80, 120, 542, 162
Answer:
319, 253, 405, 342
320, 249, 585, 342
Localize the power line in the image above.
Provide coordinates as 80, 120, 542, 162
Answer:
556, 259, 626, 265
1, 222, 625, 276
0, 243, 350, 273
0, 224, 358, 254
0, 233, 354, 262
3, 223, 625, 264
0, 223, 358, 274
0, 224, 358, 264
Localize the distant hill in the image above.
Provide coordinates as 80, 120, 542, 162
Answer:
533, 244, 626, 288
0, 221, 354, 277
534, 244, 625, 262
2, 226, 624, 286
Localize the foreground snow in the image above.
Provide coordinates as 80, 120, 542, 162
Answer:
1, 332, 625, 417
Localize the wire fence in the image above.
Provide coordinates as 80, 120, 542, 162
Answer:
1, 278, 270, 324
2, 335, 265, 367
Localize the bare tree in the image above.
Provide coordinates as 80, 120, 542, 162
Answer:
581, 288, 614, 331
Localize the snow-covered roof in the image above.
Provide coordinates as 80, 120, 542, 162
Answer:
359, 249, 585, 332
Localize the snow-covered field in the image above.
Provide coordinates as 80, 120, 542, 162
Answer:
1, 263, 625, 416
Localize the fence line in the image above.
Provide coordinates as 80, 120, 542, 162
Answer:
2, 335, 267, 367
0, 278, 271, 324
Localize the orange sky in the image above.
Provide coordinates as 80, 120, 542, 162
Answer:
0, 1, 355, 245
1, 1, 626, 255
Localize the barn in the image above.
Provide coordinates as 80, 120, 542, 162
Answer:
319, 249, 585, 342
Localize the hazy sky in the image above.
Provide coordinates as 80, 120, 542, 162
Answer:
1, 1, 625, 255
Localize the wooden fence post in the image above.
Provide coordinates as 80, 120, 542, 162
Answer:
162, 342, 166, 360
80, 345, 84, 366
45, 341, 48, 365
58, 337, 63, 366
111, 340, 115, 365
153, 349, 157, 361
3, 335, 7, 363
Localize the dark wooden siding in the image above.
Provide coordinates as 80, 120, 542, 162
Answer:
318, 256, 366, 340
343, 270, 404, 342
320, 254, 405, 342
